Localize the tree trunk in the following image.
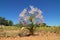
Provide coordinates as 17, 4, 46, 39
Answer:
29, 23, 34, 35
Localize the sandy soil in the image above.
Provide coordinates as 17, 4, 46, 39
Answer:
0, 32, 60, 40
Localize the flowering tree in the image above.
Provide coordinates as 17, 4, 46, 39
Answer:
19, 6, 44, 35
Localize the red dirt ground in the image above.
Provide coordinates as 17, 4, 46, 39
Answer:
0, 32, 60, 40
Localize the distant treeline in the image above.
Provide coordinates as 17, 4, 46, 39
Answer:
0, 17, 13, 26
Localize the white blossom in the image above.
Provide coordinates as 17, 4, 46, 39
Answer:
19, 6, 44, 25
19, 9, 27, 17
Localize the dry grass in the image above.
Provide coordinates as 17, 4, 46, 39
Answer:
0, 26, 60, 40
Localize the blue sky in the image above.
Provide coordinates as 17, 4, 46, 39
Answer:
0, 0, 60, 26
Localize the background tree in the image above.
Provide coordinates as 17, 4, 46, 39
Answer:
8, 20, 13, 26
41, 23, 46, 27
0, 17, 13, 26
19, 6, 44, 35
0, 17, 6, 25
0, 17, 3, 25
